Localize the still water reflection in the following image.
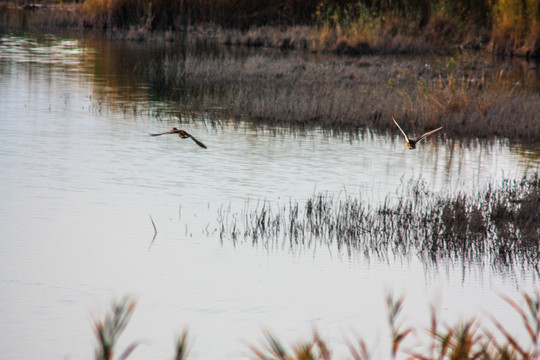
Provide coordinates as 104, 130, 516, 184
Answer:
0, 34, 538, 359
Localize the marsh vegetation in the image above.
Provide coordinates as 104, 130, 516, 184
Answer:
217, 175, 539, 270
3, 1, 539, 143
137, 50, 540, 144
94, 292, 540, 360
4, 0, 539, 57
0, 11, 538, 359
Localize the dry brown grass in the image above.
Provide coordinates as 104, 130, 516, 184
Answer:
217, 175, 540, 268
138, 50, 540, 143
92, 292, 540, 360
490, 0, 540, 57
250, 292, 540, 360
92, 297, 139, 360
3, 0, 539, 56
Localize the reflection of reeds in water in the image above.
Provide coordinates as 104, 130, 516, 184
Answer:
92, 292, 539, 359
217, 175, 539, 269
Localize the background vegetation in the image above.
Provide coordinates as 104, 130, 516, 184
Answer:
76, 0, 539, 56
138, 51, 540, 143
3, 0, 540, 56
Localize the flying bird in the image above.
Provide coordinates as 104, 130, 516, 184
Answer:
150, 127, 207, 149
392, 117, 443, 150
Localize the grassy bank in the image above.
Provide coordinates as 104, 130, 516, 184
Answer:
93, 292, 540, 359
2, 0, 540, 57
3, 4, 539, 143
217, 175, 539, 269
139, 51, 540, 143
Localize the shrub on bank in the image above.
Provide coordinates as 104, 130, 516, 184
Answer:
73, 0, 540, 56
3, 0, 539, 56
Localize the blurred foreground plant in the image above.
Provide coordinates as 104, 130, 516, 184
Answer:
92, 296, 139, 360
174, 328, 191, 360
90, 291, 539, 359
92, 297, 191, 360
248, 291, 540, 360
250, 329, 332, 360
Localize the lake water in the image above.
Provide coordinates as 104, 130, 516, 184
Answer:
0, 33, 538, 359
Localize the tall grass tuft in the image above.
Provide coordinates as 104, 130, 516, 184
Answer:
92, 298, 192, 360
92, 297, 139, 360
250, 329, 332, 360
174, 329, 191, 360
86, 291, 539, 359
136, 49, 540, 143
413, 292, 540, 360
386, 294, 412, 359
486, 293, 540, 359
247, 292, 540, 360
217, 175, 540, 269
490, 0, 540, 57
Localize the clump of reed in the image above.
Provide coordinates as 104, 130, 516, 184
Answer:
135, 47, 540, 143
310, 1, 432, 54
250, 329, 333, 360
92, 292, 540, 359
98, 51, 530, 141
6, 6, 537, 142
490, 0, 540, 57
250, 291, 540, 359
217, 175, 540, 269
406, 56, 540, 142
246, 292, 540, 359
92, 297, 190, 360
92, 297, 139, 360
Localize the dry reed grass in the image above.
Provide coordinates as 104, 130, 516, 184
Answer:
2, 0, 539, 56
92, 292, 540, 359
139, 51, 540, 143
92, 297, 139, 360
490, 0, 540, 57
3, 6, 538, 142
217, 175, 540, 269
92, 297, 190, 360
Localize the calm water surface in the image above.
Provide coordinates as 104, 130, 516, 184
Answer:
0, 34, 538, 359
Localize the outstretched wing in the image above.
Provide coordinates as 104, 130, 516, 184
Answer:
188, 134, 207, 149
392, 117, 410, 141
415, 126, 443, 143
149, 130, 177, 136
150, 128, 207, 148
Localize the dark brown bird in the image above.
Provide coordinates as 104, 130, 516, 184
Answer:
150, 128, 207, 149
392, 117, 443, 150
